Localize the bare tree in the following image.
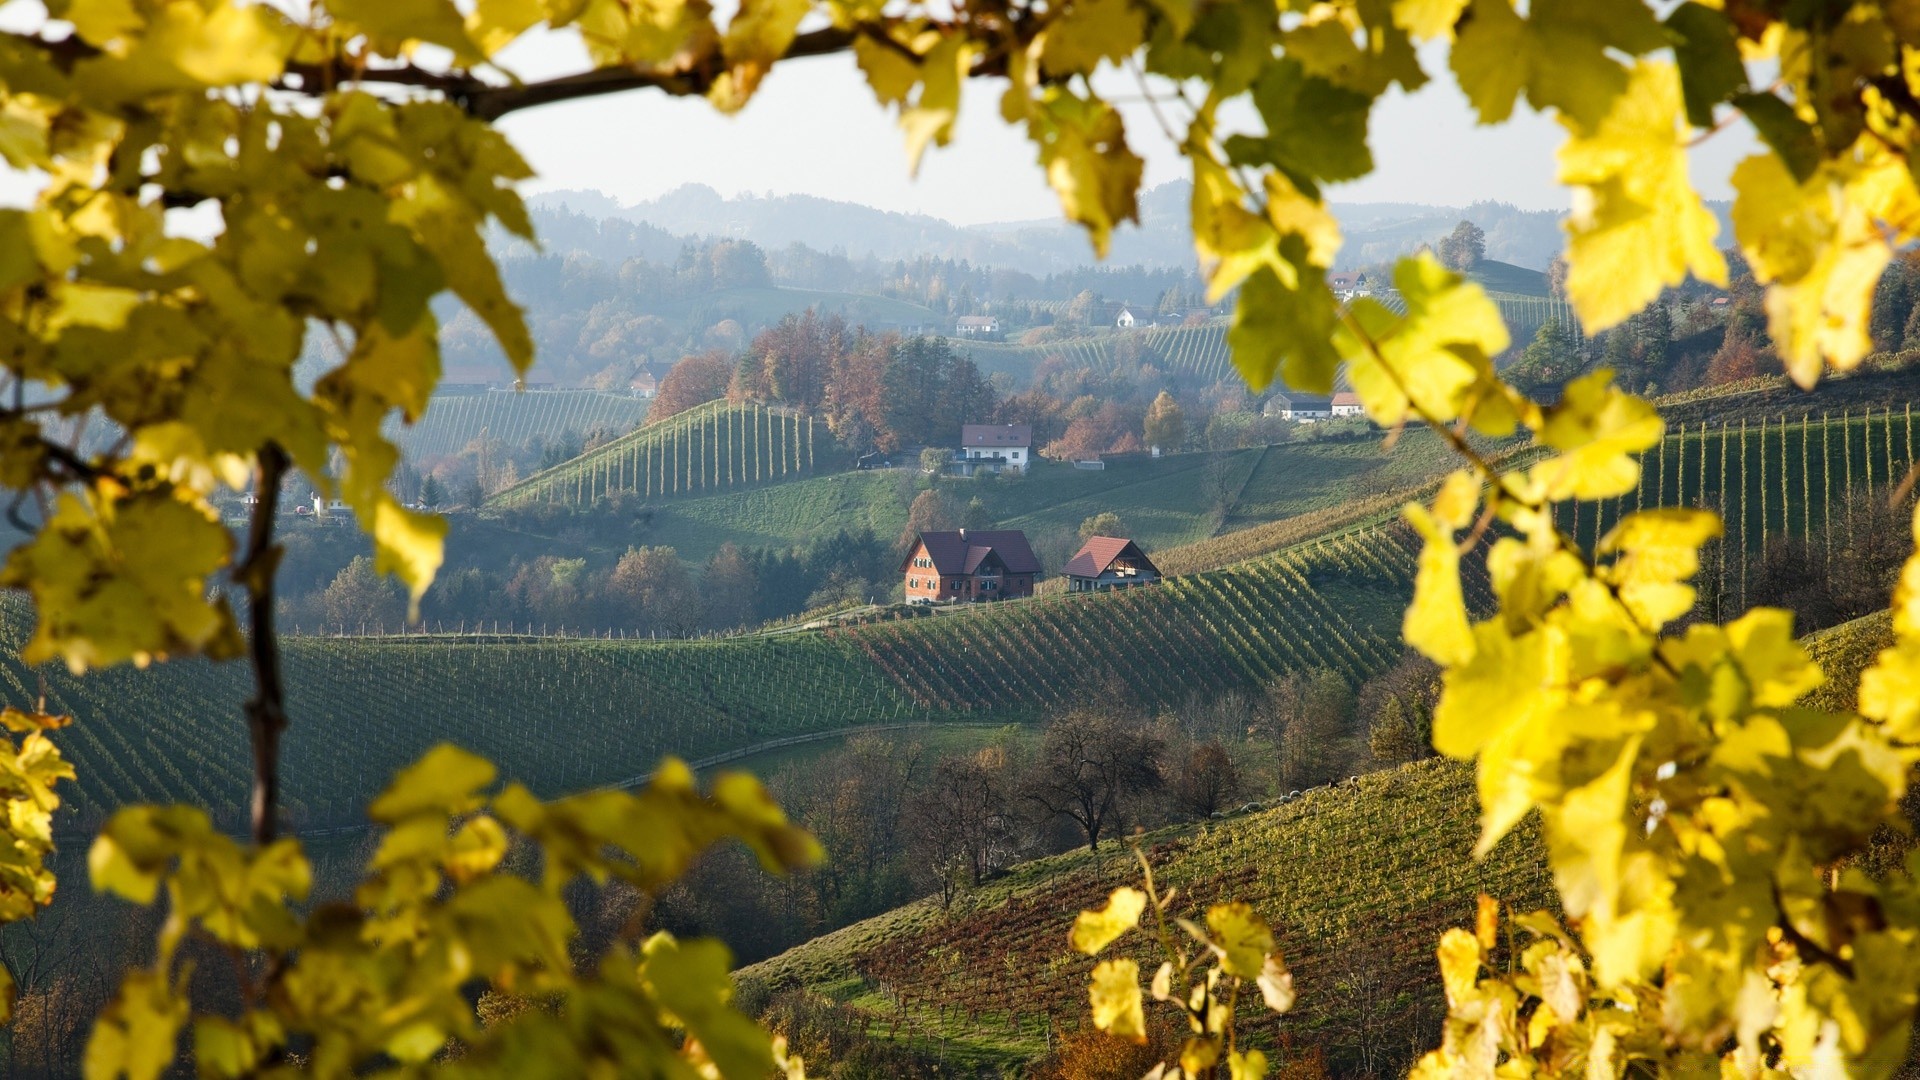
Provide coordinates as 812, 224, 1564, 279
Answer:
904, 749, 1019, 907
1021, 710, 1165, 851
1169, 741, 1242, 819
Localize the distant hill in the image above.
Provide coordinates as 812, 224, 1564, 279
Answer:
525, 185, 1724, 273
1467, 259, 1550, 296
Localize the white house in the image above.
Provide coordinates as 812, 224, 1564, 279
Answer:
1330, 391, 1364, 417
630, 371, 658, 399
1263, 393, 1333, 421
958, 423, 1032, 475
312, 493, 355, 524
1115, 306, 1136, 328
956, 315, 999, 336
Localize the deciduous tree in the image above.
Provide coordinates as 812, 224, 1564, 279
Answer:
1021, 710, 1164, 851
1142, 390, 1186, 452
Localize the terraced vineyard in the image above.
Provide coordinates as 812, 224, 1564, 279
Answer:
389, 389, 649, 462
489, 399, 839, 508
0, 521, 1437, 830
1554, 406, 1917, 611
745, 609, 1901, 1072
743, 759, 1553, 1072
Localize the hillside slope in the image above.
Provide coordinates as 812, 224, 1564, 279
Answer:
741, 611, 1901, 1074
489, 400, 839, 508
391, 389, 650, 463
742, 759, 1551, 1073
8, 519, 1433, 829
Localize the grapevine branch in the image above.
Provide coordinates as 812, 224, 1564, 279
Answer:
237, 443, 291, 846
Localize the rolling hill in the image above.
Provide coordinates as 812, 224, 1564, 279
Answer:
739, 611, 1897, 1073
488, 400, 840, 509
389, 388, 650, 463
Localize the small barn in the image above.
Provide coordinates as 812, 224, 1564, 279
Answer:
1264, 392, 1333, 421
1064, 537, 1161, 593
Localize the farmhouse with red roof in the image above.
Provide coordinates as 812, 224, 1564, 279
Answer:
902, 529, 1041, 603
1063, 537, 1162, 594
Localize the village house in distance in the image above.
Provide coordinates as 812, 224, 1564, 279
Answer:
902, 529, 1041, 603
1064, 536, 1162, 593
956, 423, 1031, 476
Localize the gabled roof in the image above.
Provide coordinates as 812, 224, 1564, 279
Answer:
1271, 392, 1333, 409
1331, 391, 1361, 407
961, 423, 1031, 448
1064, 537, 1160, 579
956, 315, 998, 327
903, 529, 1042, 576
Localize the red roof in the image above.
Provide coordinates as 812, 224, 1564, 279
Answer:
1331, 391, 1361, 407
961, 424, 1031, 448
1063, 537, 1159, 579
903, 529, 1042, 576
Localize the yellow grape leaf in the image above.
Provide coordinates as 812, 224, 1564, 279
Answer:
1595, 508, 1723, 629
899, 35, 974, 174
1451, 0, 1664, 127
712, 0, 808, 112
84, 970, 188, 1080
640, 932, 773, 1080
1070, 886, 1146, 954
369, 743, 497, 822
466, 0, 545, 55
1730, 151, 1889, 384
1558, 60, 1727, 334
4, 488, 239, 673
1227, 261, 1342, 394
1205, 901, 1274, 978
59, 0, 144, 47
1336, 253, 1511, 431
1181, 1037, 1221, 1074
1724, 608, 1824, 708
1530, 370, 1662, 501
1088, 958, 1147, 1042
1027, 91, 1142, 260
1229, 1049, 1270, 1080
853, 33, 920, 105
1191, 158, 1278, 303
327, 0, 480, 63
1393, 0, 1467, 40
1861, 640, 1920, 739
1038, 0, 1146, 77
1404, 502, 1475, 667
1257, 954, 1294, 1013
1436, 927, 1481, 1005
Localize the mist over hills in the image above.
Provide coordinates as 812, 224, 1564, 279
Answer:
523, 183, 1634, 271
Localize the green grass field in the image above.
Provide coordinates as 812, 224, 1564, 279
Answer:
390, 389, 650, 462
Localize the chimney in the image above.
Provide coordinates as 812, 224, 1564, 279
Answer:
958, 528, 968, 543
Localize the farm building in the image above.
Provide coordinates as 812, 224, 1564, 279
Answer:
955, 315, 999, 336
902, 529, 1042, 603
1331, 391, 1364, 417
1264, 393, 1333, 421
957, 423, 1032, 475
1064, 537, 1161, 593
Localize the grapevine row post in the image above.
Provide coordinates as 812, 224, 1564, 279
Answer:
1758, 413, 1774, 553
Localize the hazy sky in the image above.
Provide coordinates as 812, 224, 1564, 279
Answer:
496, 40, 1763, 226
